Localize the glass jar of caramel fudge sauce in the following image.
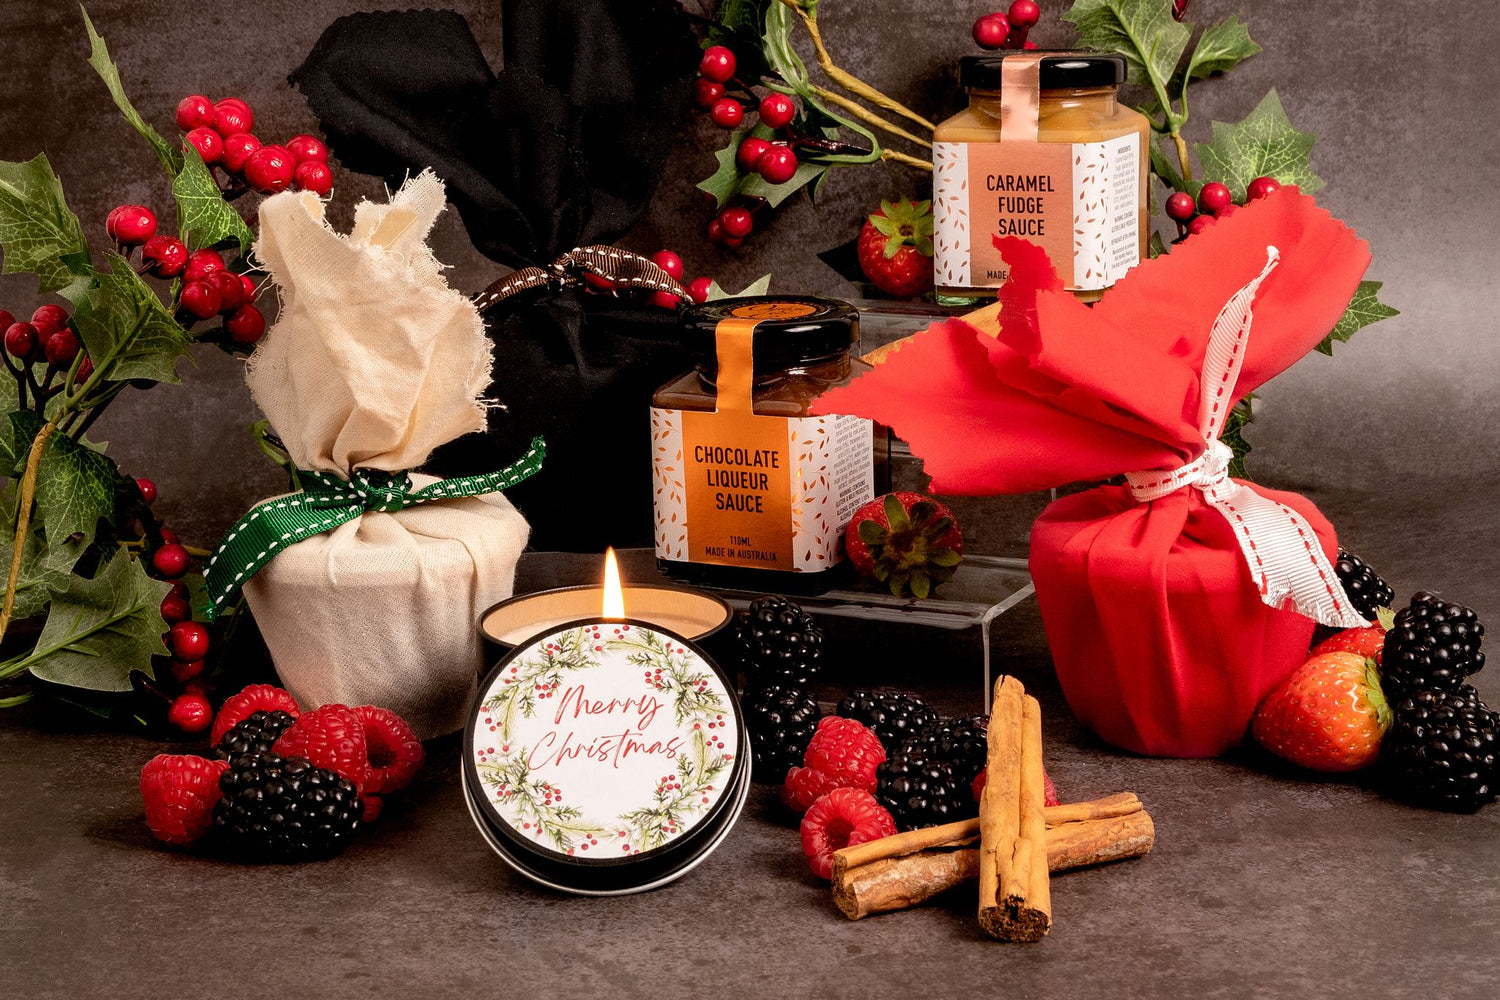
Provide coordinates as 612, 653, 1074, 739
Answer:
932, 51, 1149, 302
651, 296, 887, 591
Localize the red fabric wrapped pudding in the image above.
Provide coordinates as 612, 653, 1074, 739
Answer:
812, 190, 1373, 756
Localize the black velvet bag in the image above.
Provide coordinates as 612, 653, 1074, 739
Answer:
291, 1, 698, 550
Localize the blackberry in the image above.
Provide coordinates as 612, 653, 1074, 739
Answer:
1382, 591, 1486, 700
1382, 686, 1500, 812
213, 752, 362, 861
211, 710, 296, 765
875, 756, 973, 830
900, 714, 989, 784
836, 690, 939, 751
1333, 548, 1395, 622
731, 596, 824, 692
741, 684, 821, 783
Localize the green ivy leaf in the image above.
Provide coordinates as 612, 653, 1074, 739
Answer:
0, 154, 95, 301
1194, 89, 1324, 202
0, 377, 18, 472
1316, 281, 1399, 356
1184, 14, 1261, 82
1063, 1, 1191, 92
706, 274, 773, 301
73, 253, 193, 384
1220, 395, 1254, 479
0, 516, 85, 621
172, 146, 255, 252
34, 426, 117, 546
1148, 231, 1167, 259
20, 549, 171, 692
82, 8, 183, 176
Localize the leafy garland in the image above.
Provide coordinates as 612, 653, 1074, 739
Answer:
480, 625, 609, 742
475, 753, 611, 855
0, 10, 263, 703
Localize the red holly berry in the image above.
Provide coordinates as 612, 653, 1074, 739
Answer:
212, 100, 253, 137
182, 248, 225, 284
698, 45, 736, 83
159, 527, 179, 544
1187, 214, 1214, 236
175, 94, 217, 131
178, 281, 221, 321
649, 250, 684, 281
972, 13, 1010, 49
685, 276, 713, 304
238, 273, 258, 301
856, 199, 936, 299
1198, 181, 1232, 216
1008, 0, 1041, 28
30, 304, 68, 337
719, 206, 753, 239
108, 205, 157, 246
274, 704, 374, 795
285, 133, 329, 164
709, 98, 744, 129
648, 291, 680, 309
43, 328, 78, 367
206, 271, 245, 314
756, 145, 798, 185
74, 356, 93, 383
293, 160, 333, 196
5, 322, 38, 360
1172, 0, 1190, 22
800, 787, 897, 880
210, 683, 300, 745
170, 658, 205, 683
224, 304, 266, 346
153, 544, 190, 582
136, 477, 158, 504
184, 126, 224, 165
219, 132, 261, 174
140, 235, 188, 278
706, 217, 726, 245
693, 78, 724, 108
168, 692, 213, 734
1246, 175, 1282, 200
168, 620, 210, 660
244, 145, 295, 194
1164, 191, 1196, 223
759, 93, 796, 129
140, 754, 227, 845
160, 592, 191, 624
356, 705, 425, 795
736, 136, 771, 172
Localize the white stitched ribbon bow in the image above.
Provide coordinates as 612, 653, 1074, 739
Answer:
1124, 246, 1369, 629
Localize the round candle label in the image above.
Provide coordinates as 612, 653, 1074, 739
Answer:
471, 622, 739, 859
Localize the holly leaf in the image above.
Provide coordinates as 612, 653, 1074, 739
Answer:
696, 132, 831, 210
34, 425, 117, 546
1063, 1, 1191, 91
697, 134, 750, 210
706, 274, 773, 301
82, 8, 183, 176
22, 549, 171, 692
1194, 89, 1324, 202
0, 154, 95, 301
740, 161, 831, 207
73, 253, 193, 384
172, 146, 255, 252
1184, 14, 1261, 82
1316, 281, 1398, 356
0, 519, 85, 621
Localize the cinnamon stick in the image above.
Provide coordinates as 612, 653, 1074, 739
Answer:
978, 676, 1052, 942
976, 676, 1024, 934
832, 809, 1155, 920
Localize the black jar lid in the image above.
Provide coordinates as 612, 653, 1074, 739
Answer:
463, 619, 750, 895
960, 50, 1126, 91
681, 295, 859, 371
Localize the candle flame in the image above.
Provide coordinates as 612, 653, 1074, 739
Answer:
602, 547, 625, 619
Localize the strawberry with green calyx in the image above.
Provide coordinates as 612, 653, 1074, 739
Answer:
1250, 651, 1393, 773
856, 198, 935, 298
844, 492, 963, 599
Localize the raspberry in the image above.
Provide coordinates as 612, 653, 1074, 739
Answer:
140, 754, 228, 846
362, 795, 384, 823
781, 716, 885, 812
355, 705, 425, 795
972, 767, 1060, 806
274, 704, 374, 794
800, 788, 897, 880
211, 683, 301, 745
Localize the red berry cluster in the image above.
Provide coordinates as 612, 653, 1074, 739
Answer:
693, 44, 801, 247
972, 1, 1042, 51
1165, 175, 1282, 239
176, 94, 332, 197
582, 248, 715, 313
2, 303, 86, 395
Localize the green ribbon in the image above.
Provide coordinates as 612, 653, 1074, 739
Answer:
201, 437, 545, 620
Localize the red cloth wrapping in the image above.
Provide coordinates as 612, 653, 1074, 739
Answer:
812, 190, 1371, 756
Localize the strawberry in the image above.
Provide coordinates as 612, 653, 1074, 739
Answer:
844, 492, 963, 599
856, 198, 934, 298
1310, 607, 1394, 662
1250, 651, 1392, 772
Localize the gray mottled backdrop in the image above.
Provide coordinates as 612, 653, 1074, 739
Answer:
1, 0, 1496, 560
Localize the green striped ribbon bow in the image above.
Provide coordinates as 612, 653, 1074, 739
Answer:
201, 437, 545, 620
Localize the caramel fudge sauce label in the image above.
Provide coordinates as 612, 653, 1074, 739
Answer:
933, 132, 1140, 291
651, 317, 874, 572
